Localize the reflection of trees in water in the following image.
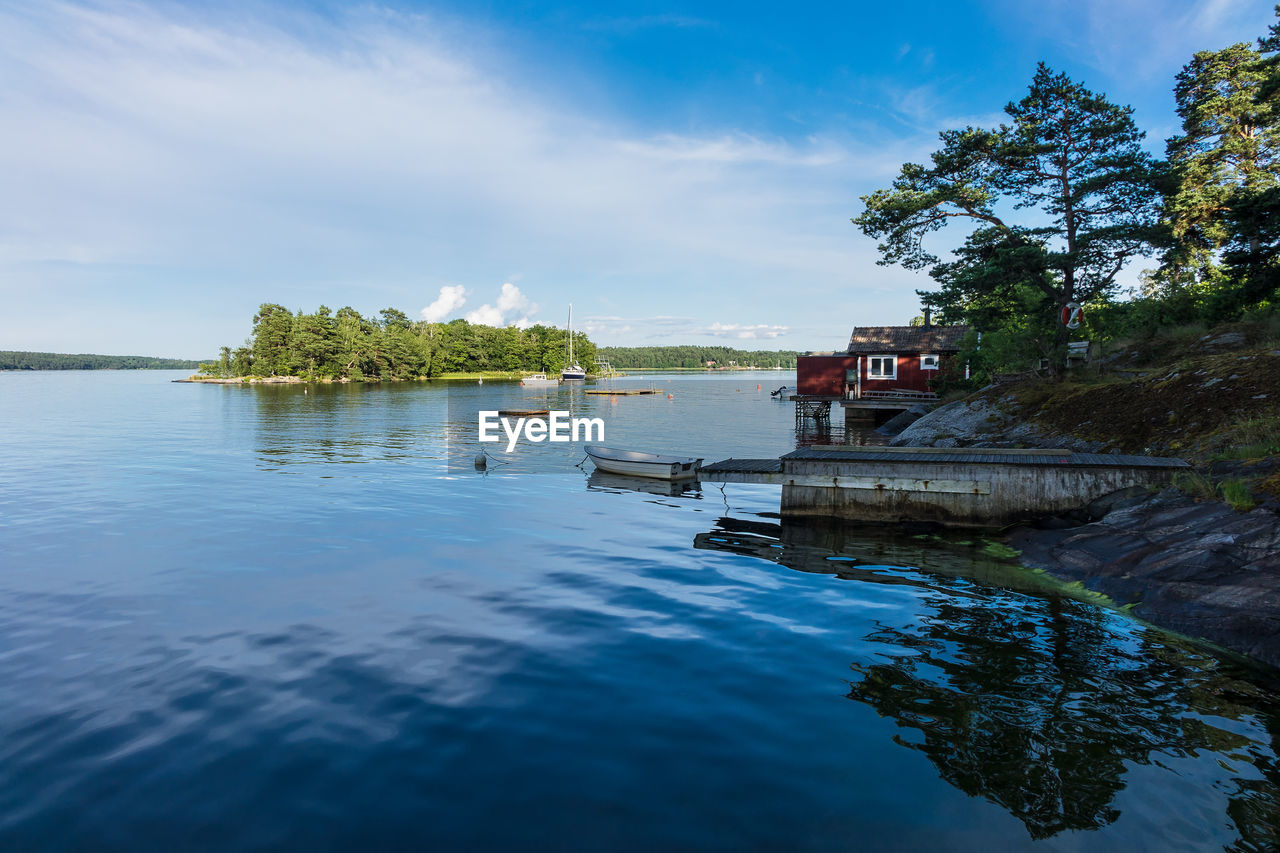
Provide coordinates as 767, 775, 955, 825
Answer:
695, 515, 1280, 846
250, 383, 444, 467
850, 605, 1280, 844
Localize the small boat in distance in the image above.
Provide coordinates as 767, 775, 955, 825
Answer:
561, 304, 586, 381
585, 445, 702, 481
521, 373, 559, 386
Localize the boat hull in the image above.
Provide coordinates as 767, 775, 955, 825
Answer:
585, 445, 702, 481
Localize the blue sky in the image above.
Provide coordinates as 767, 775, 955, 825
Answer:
1, 0, 1275, 357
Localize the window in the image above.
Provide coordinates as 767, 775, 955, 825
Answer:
866, 355, 896, 379
920, 353, 940, 371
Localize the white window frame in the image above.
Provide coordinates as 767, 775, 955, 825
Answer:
920, 353, 940, 371
866, 355, 897, 380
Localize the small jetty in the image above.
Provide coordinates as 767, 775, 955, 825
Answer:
584, 388, 660, 396
700, 446, 1188, 527
498, 409, 550, 417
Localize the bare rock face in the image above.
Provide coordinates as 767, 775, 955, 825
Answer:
888, 397, 1107, 452
876, 403, 931, 436
1011, 490, 1280, 667
1199, 331, 1247, 351
889, 399, 1009, 447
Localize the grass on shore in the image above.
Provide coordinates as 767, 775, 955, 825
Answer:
977, 315, 1280, 512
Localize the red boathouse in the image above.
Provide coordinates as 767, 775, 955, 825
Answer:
795, 323, 970, 417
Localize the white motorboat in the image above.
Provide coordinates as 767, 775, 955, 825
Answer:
584, 445, 702, 481
521, 373, 559, 386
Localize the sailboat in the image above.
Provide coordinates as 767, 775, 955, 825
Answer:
561, 303, 586, 381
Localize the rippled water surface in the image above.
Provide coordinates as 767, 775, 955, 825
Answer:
3, 371, 1279, 851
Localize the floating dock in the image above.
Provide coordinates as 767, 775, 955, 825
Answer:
700, 446, 1188, 527
584, 388, 661, 395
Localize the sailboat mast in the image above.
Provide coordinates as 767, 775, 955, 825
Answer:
566, 303, 574, 366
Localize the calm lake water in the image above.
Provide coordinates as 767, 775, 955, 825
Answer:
2, 370, 1279, 851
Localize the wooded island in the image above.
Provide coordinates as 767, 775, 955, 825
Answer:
200, 305, 598, 380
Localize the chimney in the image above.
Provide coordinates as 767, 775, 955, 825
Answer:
923, 307, 932, 327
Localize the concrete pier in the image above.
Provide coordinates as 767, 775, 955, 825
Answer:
700, 447, 1189, 527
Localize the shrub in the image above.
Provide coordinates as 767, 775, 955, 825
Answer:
1219, 478, 1257, 511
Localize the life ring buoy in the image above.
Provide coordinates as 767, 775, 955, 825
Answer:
1061, 302, 1084, 329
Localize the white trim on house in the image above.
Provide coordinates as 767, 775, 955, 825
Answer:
920, 353, 940, 370
866, 354, 897, 380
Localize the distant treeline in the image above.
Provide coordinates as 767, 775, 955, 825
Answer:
202, 304, 597, 380
598, 346, 799, 369
0, 351, 203, 370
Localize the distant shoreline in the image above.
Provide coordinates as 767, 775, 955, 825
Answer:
177, 367, 796, 384
2, 351, 202, 371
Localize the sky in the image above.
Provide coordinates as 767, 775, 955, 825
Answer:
0, 0, 1275, 357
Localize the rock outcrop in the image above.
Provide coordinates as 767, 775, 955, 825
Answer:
1011, 490, 1280, 667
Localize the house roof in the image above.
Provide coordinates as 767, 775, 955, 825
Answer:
846, 325, 970, 354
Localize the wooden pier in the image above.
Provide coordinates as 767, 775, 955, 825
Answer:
584, 388, 661, 395
788, 395, 834, 426
700, 447, 1188, 527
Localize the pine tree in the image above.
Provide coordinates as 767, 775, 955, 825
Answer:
1163, 40, 1278, 286
855, 64, 1160, 367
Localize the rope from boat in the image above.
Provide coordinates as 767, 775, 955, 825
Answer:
481, 449, 512, 465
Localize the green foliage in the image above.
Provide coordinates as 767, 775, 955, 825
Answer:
856, 64, 1161, 374
1219, 478, 1257, 511
1, 351, 203, 370
1158, 27, 1280, 319
856, 11, 1280, 369
1172, 471, 1216, 500
210, 304, 598, 381
980, 540, 1021, 560
597, 347, 798, 370
1211, 414, 1280, 460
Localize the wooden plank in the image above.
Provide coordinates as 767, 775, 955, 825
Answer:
796, 445, 1070, 456
701, 458, 783, 474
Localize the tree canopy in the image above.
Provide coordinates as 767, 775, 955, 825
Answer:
855, 64, 1160, 364
1160, 27, 1280, 315
1, 352, 202, 370
597, 346, 798, 370
202, 304, 597, 380
856, 9, 1280, 378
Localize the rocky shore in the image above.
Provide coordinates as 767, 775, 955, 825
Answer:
879, 344, 1280, 667
1012, 488, 1280, 667
174, 375, 308, 384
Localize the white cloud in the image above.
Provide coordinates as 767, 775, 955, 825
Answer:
464, 282, 536, 327
421, 285, 468, 322
496, 282, 532, 315
0, 0, 934, 354
697, 322, 789, 340
464, 303, 503, 326
1000, 0, 1275, 82
582, 14, 714, 33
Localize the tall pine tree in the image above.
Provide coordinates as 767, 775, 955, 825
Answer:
855, 65, 1160, 367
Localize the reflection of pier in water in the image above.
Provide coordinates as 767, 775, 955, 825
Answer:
694, 514, 1280, 845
